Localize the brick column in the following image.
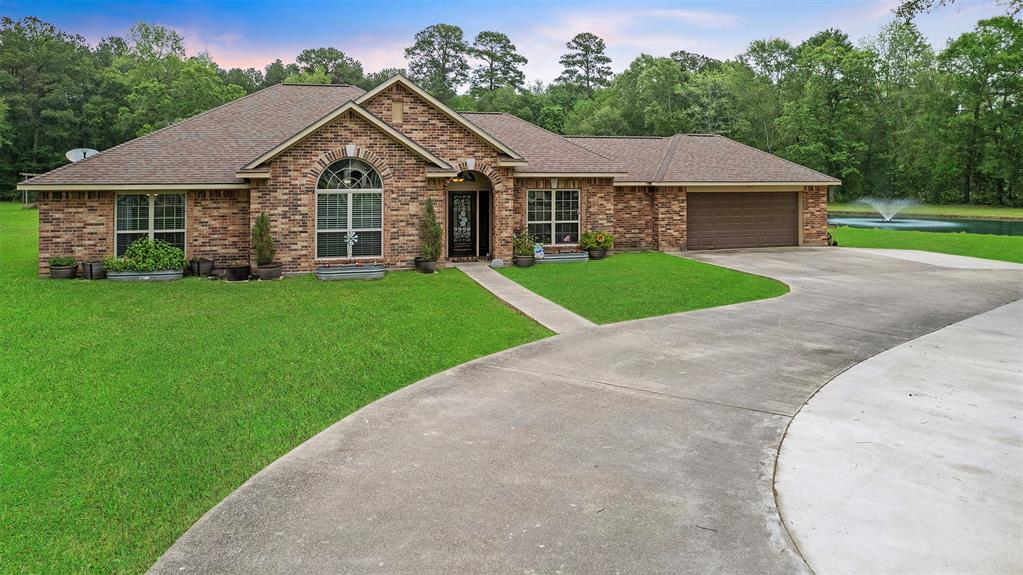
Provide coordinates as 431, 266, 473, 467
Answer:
654, 186, 687, 251
802, 185, 829, 246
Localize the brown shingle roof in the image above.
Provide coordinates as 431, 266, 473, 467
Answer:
461, 112, 626, 174
569, 134, 840, 184
22, 84, 366, 186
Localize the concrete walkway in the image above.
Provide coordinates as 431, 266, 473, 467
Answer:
150, 249, 1021, 574
776, 299, 1023, 574
455, 262, 595, 333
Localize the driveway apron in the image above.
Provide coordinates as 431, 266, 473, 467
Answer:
151, 248, 1022, 574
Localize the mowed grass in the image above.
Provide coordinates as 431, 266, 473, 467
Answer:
828, 202, 1023, 220
830, 226, 1023, 263
0, 202, 550, 574
498, 252, 789, 324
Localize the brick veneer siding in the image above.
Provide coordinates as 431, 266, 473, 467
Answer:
188, 190, 250, 265
35, 189, 248, 275
36, 191, 115, 275
511, 177, 616, 253
802, 185, 829, 246
613, 186, 656, 250
653, 186, 687, 251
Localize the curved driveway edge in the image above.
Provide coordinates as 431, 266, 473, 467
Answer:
776, 299, 1023, 574
151, 248, 1022, 574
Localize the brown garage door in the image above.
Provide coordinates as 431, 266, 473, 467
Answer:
688, 191, 799, 249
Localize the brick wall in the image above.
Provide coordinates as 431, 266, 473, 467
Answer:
36, 191, 114, 274
613, 186, 655, 250
188, 190, 250, 265
802, 185, 829, 246
511, 177, 616, 253
653, 186, 687, 251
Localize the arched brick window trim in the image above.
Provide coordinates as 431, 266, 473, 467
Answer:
307, 147, 393, 188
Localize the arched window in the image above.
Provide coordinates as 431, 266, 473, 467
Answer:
315, 159, 383, 258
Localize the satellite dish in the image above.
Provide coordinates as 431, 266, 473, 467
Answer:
66, 148, 99, 162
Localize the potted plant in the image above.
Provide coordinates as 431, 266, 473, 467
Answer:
104, 238, 185, 281
81, 260, 106, 279
512, 230, 537, 267
251, 213, 282, 280
580, 230, 614, 260
188, 257, 214, 276
48, 256, 78, 279
414, 198, 442, 273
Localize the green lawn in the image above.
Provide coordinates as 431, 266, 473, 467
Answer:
828, 202, 1023, 220
0, 202, 550, 574
831, 226, 1023, 263
497, 252, 789, 324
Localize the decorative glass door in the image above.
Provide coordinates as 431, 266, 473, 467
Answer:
448, 191, 476, 257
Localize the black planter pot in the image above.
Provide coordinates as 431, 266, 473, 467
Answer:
49, 264, 77, 279
588, 248, 608, 260
414, 257, 437, 273
189, 258, 214, 276
257, 262, 283, 280
513, 255, 535, 267
226, 264, 250, 282
81, 261, 106, 279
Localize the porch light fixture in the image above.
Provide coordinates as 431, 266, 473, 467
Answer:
449, 170, 476, 184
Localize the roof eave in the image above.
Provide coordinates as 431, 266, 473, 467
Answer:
17, 182, 250, 191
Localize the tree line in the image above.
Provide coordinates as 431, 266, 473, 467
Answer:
0, 12, 1020, 205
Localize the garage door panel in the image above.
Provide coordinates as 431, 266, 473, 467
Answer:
688, 192, 799, 249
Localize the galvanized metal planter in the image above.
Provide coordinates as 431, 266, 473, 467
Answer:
107, 269, 183, 282
316, 264, 385, 281
539, 252, 588, 264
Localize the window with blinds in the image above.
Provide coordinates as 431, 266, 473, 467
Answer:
315, 159, 383, 258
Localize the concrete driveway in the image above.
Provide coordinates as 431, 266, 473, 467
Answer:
151, 248, 1022, 574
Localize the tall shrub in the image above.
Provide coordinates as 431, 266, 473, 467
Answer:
251, 213, 276, 266
419, 198, 442, 261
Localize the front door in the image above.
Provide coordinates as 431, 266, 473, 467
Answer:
448, 191, 477, 257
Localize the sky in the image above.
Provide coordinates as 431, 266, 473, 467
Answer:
4, 0, 1005, 83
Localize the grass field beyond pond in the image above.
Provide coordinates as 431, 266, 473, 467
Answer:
498, 252, 789, 324
831, 226, 1023, 263
0, 203, 550, 574
828, 202, 1023, 220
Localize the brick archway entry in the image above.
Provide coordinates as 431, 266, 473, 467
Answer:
446, 170, 493, 260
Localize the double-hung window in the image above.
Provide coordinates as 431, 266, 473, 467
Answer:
316, 159, 383, 258
527, 189, 579, 245
115, 193, 185, 256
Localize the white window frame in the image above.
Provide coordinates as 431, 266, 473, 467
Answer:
114, 192, 186, 256
315, 189, 384, 259
527, 189, 581, 246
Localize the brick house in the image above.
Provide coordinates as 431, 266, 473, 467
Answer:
19, 75, 839, 274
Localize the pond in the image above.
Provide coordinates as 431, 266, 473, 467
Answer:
828, 215, 1023, 237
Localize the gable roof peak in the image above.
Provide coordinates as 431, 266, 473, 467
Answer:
356, 74, 523, 160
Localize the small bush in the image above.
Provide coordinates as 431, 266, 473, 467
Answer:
418, 198, 442, 261
512, 230, 538, 256
251, 213, 276, 266
580, 230, 614, 250
48, 256, 77, 267
103, 238, 185, 272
